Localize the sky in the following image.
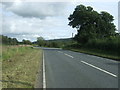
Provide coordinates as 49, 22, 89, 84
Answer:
118, 1, 120, 32
0, 0, 119, 41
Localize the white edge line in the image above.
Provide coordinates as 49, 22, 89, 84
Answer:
64, 53, 74, 58
81, 61, 117, 78
43, 51, 46, 88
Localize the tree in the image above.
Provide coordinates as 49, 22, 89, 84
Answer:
68, 4, 116, 44
37, 37, 45, 46
22, 39, 32, 45
11, 38, 18, 45
1, 35, 19, 45
2, 35, 9, 44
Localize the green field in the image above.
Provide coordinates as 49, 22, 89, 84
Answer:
2, 45, 42, 88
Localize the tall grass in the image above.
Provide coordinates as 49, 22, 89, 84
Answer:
2, 45, 42, 88
2, 45, 31, 61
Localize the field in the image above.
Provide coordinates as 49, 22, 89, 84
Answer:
2, 45, 42, 88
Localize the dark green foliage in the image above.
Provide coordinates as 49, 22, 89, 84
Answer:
64, 36, 120, 59
22, 39, 32, 45
37, 39, 62, 48
68, 4, 116, 44
63, 43, 82, 49
1, 35, 33, 45
85, 36, 120, 53
36, 37, 75, 48
37, 37, 46, 46
45, 41, 61, 48
1, 35, 18, 45
66, 4, 120, 60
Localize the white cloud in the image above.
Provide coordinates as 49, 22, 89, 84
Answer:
118, 1, 120, 32
2, 3, 76, 41
2, 2, 68, 18
1, 0, 119, 2
1, 1, 118, 41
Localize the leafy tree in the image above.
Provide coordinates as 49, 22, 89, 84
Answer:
1, 35, 19, 45
68, 4, 116, 44
37, 37, 45, 46
12, 38, 18, 45
50, 42, 60, 48
22, 39, 32, 45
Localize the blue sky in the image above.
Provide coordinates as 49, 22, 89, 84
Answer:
1, 0, 119, 41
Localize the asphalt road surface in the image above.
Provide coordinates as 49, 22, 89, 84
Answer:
43, 48, 118, 88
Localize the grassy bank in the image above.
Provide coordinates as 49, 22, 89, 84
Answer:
0, 44, 2, 90
63, 43, 120, 61
69, 48, 119, 61
2, 45, 42, 88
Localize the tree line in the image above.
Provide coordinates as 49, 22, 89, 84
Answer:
1, 35, 69, 48
1, 35, 32, 45
36, 37, 72, 48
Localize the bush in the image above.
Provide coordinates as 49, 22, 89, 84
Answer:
63, 43, 82, 49
85, 36, 120, 53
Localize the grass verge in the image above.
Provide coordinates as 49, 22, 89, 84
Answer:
0, 44, 2, 90
2, 45, 42, 88
64, 47, 119, 61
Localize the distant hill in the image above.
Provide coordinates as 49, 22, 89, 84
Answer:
47, 38, 73, 42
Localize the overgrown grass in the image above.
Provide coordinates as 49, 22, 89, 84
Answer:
2, 45, 42, 88
0, 44, 2, 90
2, 45, 31, 61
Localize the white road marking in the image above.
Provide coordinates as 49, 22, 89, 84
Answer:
64, 53, 74, 58
43, 51, 46, 88
58, 51, 74, 58
81, 61, 117, 78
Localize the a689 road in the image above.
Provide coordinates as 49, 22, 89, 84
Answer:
42, 48, 118, 88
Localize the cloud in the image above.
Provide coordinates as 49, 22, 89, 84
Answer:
118, 1, 120, 31
2, 2, 68, 19
2, 2, 14, 8
2, 5, 76, 41
2, 1, 118, 41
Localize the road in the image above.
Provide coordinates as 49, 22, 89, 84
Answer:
43, 48, 118, 88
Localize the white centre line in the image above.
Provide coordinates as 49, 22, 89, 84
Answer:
64, 53, 74, 58
81, 61, 117, 78
43, 51, 46, 88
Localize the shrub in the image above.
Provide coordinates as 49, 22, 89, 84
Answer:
85, 36, 120, 53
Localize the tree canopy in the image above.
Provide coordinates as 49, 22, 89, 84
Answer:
1, 35, 33, 45
1, 35, 18, 45
68, 4, 116, 44
37, 37, 45, 46
22, 39, 32, 45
